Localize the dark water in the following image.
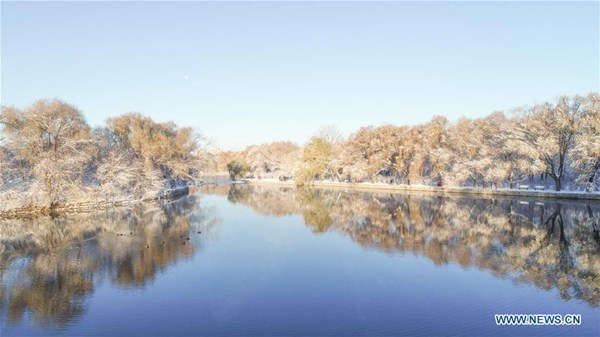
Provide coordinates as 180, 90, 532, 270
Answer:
1, 185, 599, 336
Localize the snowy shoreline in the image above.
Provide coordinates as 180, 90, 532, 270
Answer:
0, 186, 191, 219
248, 179, 600, 201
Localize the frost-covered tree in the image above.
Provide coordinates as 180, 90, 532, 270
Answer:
447, 118, 490, 187
96, 151, 164, 200
194, 93, 600, 191
243, 141, 300, 179
0, 144, 7, 189
317, 125, 343, 145
572, 93, 600, 191
1, 101, 208, 211
507, 97, 581, 191
401, 126, 425, 185
416, 116, 451, 186
337, 125, 404, 183
105, 113, 204, 184
0, 100, 94, 207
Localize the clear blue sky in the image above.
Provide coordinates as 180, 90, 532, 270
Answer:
2, 1, 598, 150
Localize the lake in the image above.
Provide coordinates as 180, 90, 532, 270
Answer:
1, 184, 599, 336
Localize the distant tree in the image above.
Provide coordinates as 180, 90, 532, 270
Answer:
316, 126, 345, 181
210, 150, 243, 175
336, 140, 369, 183
295, 137, 332, 185
227, 160, 250, 180
338, 125, 402, 183
317, 125, 343, 145
242, 141, 300, 179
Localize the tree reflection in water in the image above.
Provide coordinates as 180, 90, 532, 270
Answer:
220, 184, 600, 307
1, 185, 598, 330
0, 195, 220, 326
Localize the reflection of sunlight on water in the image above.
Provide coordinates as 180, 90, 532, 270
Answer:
0, 195, 221, 326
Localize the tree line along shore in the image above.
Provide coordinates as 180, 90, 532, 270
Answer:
1, 100, 206, 217
222, 93, 599, 193
1, 93, 599, 217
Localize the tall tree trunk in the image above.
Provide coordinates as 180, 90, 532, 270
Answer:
587, 159, 600, 191
553, 176, 562, 191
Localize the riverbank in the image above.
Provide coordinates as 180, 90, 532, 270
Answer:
248, 179, 600, 201
0, 186, 191, 219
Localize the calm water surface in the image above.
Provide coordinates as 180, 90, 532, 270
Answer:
1, 185, 599, 336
